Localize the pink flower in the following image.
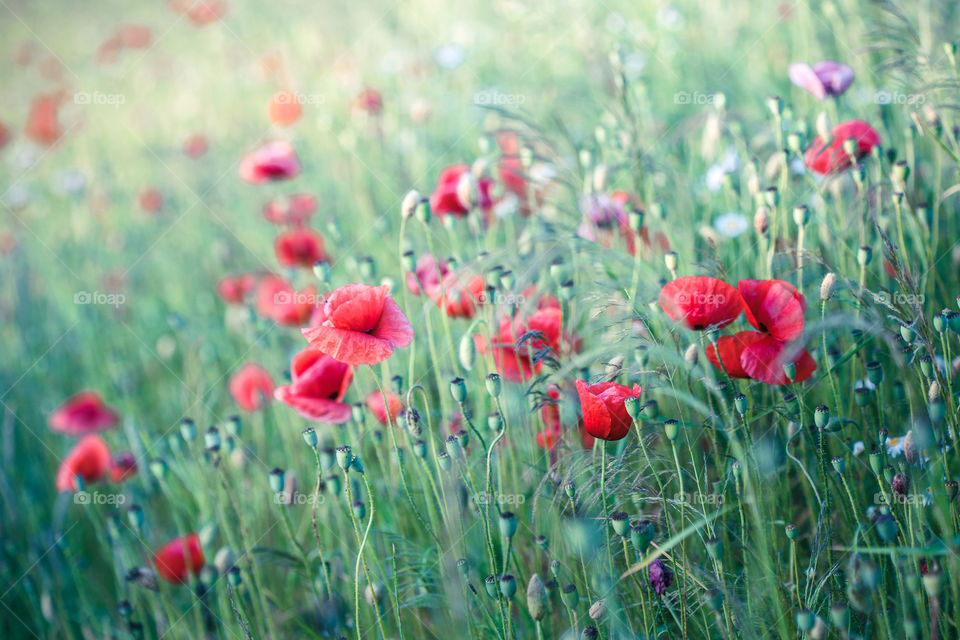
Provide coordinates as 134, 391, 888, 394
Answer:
239, 141, 301, 184
228, 363, 275, 412
49, 391, 119, 436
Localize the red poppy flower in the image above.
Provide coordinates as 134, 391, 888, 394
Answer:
255, 275, 316, 326
117, 24, 152, 49
229, 363, 275, 412
739, 335, 817, 385
406, 254, 448, 296
536, 424, 562, 450
49, 391, 119, 436
110, 451, 138, 483
302, 284, 413, 365
153, 533, 205, 584
351, 88, 383, 116
658, 277, 743, 330
239, 140, 301, 184
25, 92, 63, 146
536, 387, 562, 450
184, 0, 226, 26
497, 132, 527, 204
217, 273, 256, 305
269, 91, 302, 126
804, 120, 880, 175
738, 279, 806, 342
0, 120, 9, 149
183, 133, 208, 158
366, 391, 403, 425
705, 331, 768, 378
575, 380, 642, 441
521, 286, 561, 311
274, 228, 328, 269
274, 347, 353, 423
485, 307, 564, 382
263, 193, 317, 226
430, 272, 485, 319
138, 188, 163, 215
55, 435, 112, 492
429, 165, 493, 217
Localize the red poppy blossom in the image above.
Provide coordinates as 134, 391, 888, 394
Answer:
263, 193, 317, 226
658, 277, 743, 330
804, 120, 880, 175
49, 391, 119, 436
153, 533, 205, 584
366, 390, 403, 425
430, 272, 485, 319
738, 279, 806, 342
406, 254, 448, 296
117, 24, 152, 49
138, 188, 163, 214
705, 331, 768, 378
0, 120, 9, 149
497, 132, 527, 205
429, 164, 493, 217
274, 347, 353, 423
268, 91, 302, 126
739, 334, 817, 385
56, 435, 112, 492
239, 140, 301, 184
229, 363, 275, 412
183, 0, 226, 26
255, 275, 316, 326
25, 92, 64, 146
351, 88, 383, 116
217, 273, 256, 305
302, 284, 413, 365
483, 307, 564, 382
183, 133, 208, 158
110, 451, 138, 483
274, 228, 328, 269
575, 380, 642, 441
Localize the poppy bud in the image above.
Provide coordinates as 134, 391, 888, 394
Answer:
180, 418, 197, 442
857, 246, 872, 267
269, 468, 285, 493
792, 204, 810, 226
754, 206, 770, 234
650, 202, 666, 220
814, 404, 830, 429
631, 519, 654, 553
841, 137, 858, 159
352, 403, 366, 426
414, 198, 431, 223
561, 583, 579, 608
588, 599, 606, 620
302, 427, 318, 449
782, 361, 797, 382
663, 419, 679, 441
610, 512, 630, 537
317, 447, 335, 471
225, 415, 242, 437
326, 474, 342, 496
402, 409, 422, 437
312, 260, 330, 283
459, 333, 476, 371
450, 378, 467, 403
526, 574, 548, 621
413, 440, 427, 458
664, 251, 679, 273
484, 575, 498, 598
734, 393, 748, 415
787, 132, 803, 154
148, 458, 168, 480
487, 413, 503, 432
401, 189, 420, 219
820, 273, 837, 301
891, 160, 909, 188
485, 374, 502, 398
204, 427, 221, 452
499, 511, 518, 538
335, 445, 353, 471
456, 172, 479, 210
628, 208, 644, 232
499, 574, 517, 599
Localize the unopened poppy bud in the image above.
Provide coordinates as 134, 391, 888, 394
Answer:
204, 427, 221, 452
588, 599, 606, 620
754, 206, 770, 235
663, 419, 680, 441
401, 250, 417, 273
818, 273, 837, 302
763, 187, 779, 208
560, 280, 575, 300
561, 583, 579, 608
610, 511, 630, 537
127, 504, 144, 530
526, 574, 548, 621
734, 393, 748, 415
664, 251, 679, 272
335, 445, 353, 471
450, 377, 467, 403
302, 427, 318, 448
456, 172, 479, 210
499, 574, 517, 599
415, 198, 431, 223
459, 333, 476, 371
792, 204, 810, 226
856, 246, 872, 267
766, 95, 784, 117
499, 511, 518, 538
401, 189, 420, 219
269, 468, 285, 493
841, 137, 858, 159
148, 458, 168, 480
684, 343, 698, 366
352, 501, 366, 520
484, 575, 498, 598
180, 418, 197, 442
487, 412, 503, 432
485, 373, 502, 398
403, 409, 422, 437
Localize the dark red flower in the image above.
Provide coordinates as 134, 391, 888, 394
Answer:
239, 140, 301, 184
739, 335, 816, 385
705, 331, 768, 378
274, 347, 353, 423
255, 275, 316, 326
648, 558, 674, 596
366, 390, 403, 425
429, 164, 493, 217
575, 380, 641, 441
804, 120, 880, 175
263, 193, 317, 226
110, 451, 138, 483
302, 284, 413, 365
229, 363, 274, 412
658, 277, 743, 330
738, 279, 806, 342
56, 435, 112, 492
217, 273, 257, 305
153, 533, 205, 584
274, 228, 328, 269
49, 391, 119, 436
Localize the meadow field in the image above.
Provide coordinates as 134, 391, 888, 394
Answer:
2, 0, 960, 638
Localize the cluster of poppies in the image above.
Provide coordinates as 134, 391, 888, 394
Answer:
659, 276, 816, 385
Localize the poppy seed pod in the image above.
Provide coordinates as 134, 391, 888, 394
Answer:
444, 435, 461, 461
499, 574, 517, 599
450, 377, 467, 403
487, 412, 503, 432
814, 404, 830, 429
484, 575, 498, 598
734, 392, 748, 415
857, 246, 872, 266
642, 400, 660, 421
831, 456, 845, 475
335, 445, 353, 471
400, 189, 420, 219
499, 511, 518, 538
526, 574, 548, 621
351, 455, 365, 474
664, 251, 679, 272
792, 204, 810, 226
204, 427, 221, 452
561, 583, 579, 608
414, 198, 431, 223
485, 373, 502, 398
352, 501, 366, 521
269, 468, 285, 493
534, 534, 548, 551
610, 511, 630, 537
413, 440, 427, 458
865, 360, 883, 385
581, 626, 599, 640
437, 451, 452, 471
564, 482, 576, 500
456, 558, 469, 578
663, 419, 679, 441
785, 523, 798, 541
301, 427, 318, 448
631, 519, 654, 553
624, 396, 641, 421
875, 513, 897, 542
